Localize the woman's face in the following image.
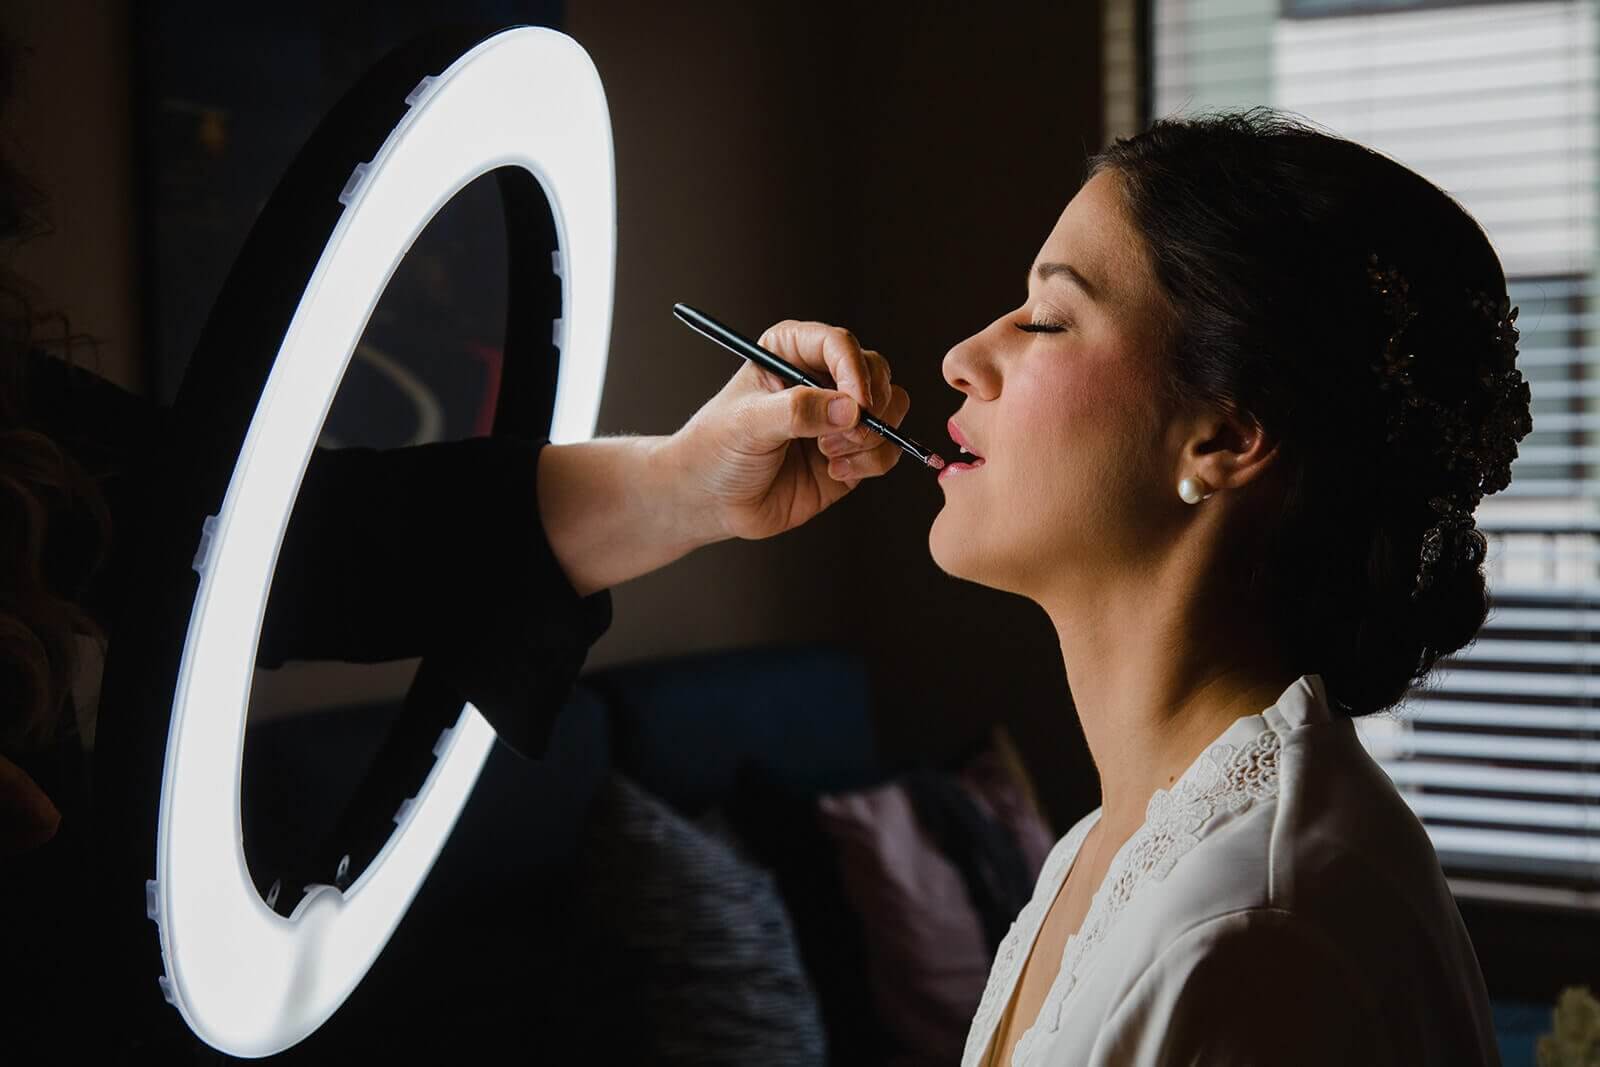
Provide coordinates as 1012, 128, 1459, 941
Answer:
930, 170, 1179, 599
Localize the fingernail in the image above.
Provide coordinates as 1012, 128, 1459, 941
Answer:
830, 457, 852, 479
818, 433, 848, 455
848, 425, 871, 445
828, 396, 856, 426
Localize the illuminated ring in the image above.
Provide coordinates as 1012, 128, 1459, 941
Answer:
147, 27, 614, 1056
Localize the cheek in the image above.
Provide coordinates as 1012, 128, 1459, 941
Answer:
998, 358, 1164, 543
931, 351, 1163, 580
1010, 354, 1153, 489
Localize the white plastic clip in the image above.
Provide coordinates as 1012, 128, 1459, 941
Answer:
145, 878, 160, 921
393, 798, 415, 826
550, 249, 564, 277
404, 75, 440, 108
192, 515, 219, 575
551, 318, 563, 346
265, 878, 281, 910
158, 975, 176, 1005
432, 727, 455, 758
335, 854, 351, 885
338, 162, 372, 207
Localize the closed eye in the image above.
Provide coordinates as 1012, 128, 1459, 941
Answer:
1014, 322, 1067, 334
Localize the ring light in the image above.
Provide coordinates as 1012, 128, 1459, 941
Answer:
142, 27, 614, 1056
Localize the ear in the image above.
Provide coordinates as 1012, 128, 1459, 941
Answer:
1180, 409, 1278, 494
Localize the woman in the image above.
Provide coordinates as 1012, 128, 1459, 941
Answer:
777, 109, 1528, 1064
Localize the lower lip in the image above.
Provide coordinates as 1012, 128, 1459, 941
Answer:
938, 457, 986, 482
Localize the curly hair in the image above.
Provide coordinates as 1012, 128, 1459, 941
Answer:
1088, 108, 1533, 717
0, 27, 112, 755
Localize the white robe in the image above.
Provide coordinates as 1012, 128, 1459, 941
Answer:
961, 674, 1500, 1066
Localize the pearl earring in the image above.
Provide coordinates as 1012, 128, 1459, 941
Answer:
1178, 477, 1208, 504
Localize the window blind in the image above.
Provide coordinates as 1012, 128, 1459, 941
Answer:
1147, 0, 1600, 906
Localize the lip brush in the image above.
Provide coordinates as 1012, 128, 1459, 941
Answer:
672, 302, 946, 471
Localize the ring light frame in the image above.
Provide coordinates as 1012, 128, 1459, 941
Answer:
99, 27, 614, 1058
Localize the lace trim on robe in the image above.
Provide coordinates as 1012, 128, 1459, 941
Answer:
961, 725, 1283, 1067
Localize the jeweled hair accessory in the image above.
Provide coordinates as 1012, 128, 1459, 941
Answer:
1365, 253, 1533, 601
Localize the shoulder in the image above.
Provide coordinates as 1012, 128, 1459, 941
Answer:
1268, 714, 1459, 931
1089, 720, 1489, 1062
1161, 710, 1447, 919
1160, 712, 1457, 944
1095, 712, 1456, 985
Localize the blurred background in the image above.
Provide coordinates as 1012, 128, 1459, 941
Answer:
3, 0, 1596, 1063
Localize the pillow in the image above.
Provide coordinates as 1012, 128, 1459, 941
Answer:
577, 773, 827, 1066
816, 742, 1055, 1066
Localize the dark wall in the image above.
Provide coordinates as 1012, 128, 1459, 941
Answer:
3, 0, 142, 392
574, 0, 1105, 827
836, 2, 1103, 828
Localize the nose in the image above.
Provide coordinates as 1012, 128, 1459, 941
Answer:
942, 319, 1003, 401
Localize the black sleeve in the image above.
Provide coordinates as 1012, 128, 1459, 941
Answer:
257, 436, 613, 759
21, 350, 612, 760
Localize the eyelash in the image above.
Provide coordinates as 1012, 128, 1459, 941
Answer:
1014, 321, 1067, 334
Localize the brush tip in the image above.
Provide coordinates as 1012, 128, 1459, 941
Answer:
926, 453, 946, 470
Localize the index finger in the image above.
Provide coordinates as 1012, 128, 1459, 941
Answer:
757, 320, 873, 413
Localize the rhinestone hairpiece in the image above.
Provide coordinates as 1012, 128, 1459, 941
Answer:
1365, 253, 1532, 600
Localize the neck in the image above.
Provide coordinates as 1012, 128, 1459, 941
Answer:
1039, 547, 1299, 834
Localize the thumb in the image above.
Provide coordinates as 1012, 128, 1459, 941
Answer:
739, 386, 858, 450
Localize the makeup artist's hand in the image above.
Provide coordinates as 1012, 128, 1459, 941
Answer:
536, 321, 911, 596
662, 320, 912, 541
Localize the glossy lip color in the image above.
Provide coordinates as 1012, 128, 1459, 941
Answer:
937, 456, 987, 481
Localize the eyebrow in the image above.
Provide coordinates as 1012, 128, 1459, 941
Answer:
1030, 261, 1098, 302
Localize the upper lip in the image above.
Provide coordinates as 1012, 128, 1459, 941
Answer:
947, 418, 985, 460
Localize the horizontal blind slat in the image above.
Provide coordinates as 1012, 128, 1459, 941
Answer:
1426, 826, 1600, 864
1405, 794, 1598, 830
1361, 731, 1600, 762
1400, 699, 1596, 731
1425, 668, 1600, 698
1448, 637, 1600, 663
1373, 761, 1599, 797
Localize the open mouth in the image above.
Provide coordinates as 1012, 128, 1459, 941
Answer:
946, 446, 985, 471
934, 441, 985, 479
941, 419, 986, 478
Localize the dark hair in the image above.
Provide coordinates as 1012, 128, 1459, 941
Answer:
0, 26, 111, 754
1088, 108, 1533, 718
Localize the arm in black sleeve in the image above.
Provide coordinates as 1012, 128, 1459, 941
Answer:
257, 436, 613, 760
22, 350, 611, 761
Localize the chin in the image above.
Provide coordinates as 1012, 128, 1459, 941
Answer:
928, 504, 985, 584
930, 500, 1052, 600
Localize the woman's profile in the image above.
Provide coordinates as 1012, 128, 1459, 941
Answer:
778, 108, 1528, 1065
